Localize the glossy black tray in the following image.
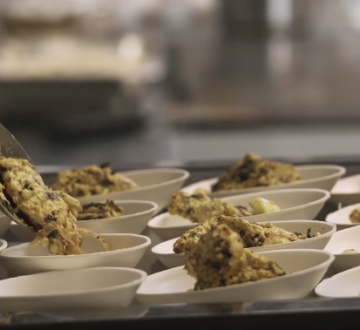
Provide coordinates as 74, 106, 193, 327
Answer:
4, 158, 360, 329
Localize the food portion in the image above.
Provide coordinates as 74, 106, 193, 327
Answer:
350, 207, 360, 223
168, 192, 281, 224
168, 192, 247, 224
250, 197, 281, 214
77, 200, 125, 220
212, 152, 301, 192
342, 249, 359, 254
0, 157, 109, 255
52, 163, 138, 197
174, 215, 318, 254
184, 223, 286, 290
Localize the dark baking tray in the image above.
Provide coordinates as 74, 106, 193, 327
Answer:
4, 157, 360, 330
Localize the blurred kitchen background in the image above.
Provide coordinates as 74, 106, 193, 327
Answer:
0, 0, 360, 168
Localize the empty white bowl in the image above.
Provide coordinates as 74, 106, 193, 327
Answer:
76, 168, 189, 214
136, 249, 334, 305
152, 220, 336, 269
148, 189, 330, 240
325, 203, 360, 231
0, 233, 151, 277
315, 265, 360, 298
0, 214, 12, 238
324, 225, 360, 273
151, 237, 184, 269
0, 267, 147, 312
182, 165, 345, 199
331, 174, 360, 207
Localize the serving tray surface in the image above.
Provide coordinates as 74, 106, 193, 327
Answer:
2, 159, 359, 329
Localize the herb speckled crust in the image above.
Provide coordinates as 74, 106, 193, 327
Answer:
185, 223, 286, 290
52, 163, 138, 197
168, 191, 252, 224
174, 215, 313, 254
0, 157, 110, 255
212, 153, 301, 192
78, 200, 124, 220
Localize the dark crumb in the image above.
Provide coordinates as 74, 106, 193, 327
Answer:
238, 164, 255, 181
0, 165, 10, 172
48, 230, 59, 239
210, 262, 221, 270
46, 192, 59, 201
222, 250, 232, 258
236, 205, 248, 210
294, 231, 303, 236
101, 179, 114, 186
45, 214, 57, 222
77, 190, 85, 197
306, 228, 312, 238
82, 202, 96, 209
254, 233, 264, 242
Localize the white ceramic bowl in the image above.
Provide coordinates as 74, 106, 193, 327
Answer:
0, 233, 151, 277
315, 265, 360, 298
136, 249, 334, 305
152, 220, 336, 269
324, 225, 360, 273
331, 174, 360, 207
76, 168, 189, 214
325, 203, 360, 231
0, 267, 147, 312
0, 214, 12, 238
0, 239, 8, 253
182, 165, 345, 199
78, 200, 158, 234
148, 189, 331, 240
9, 200, 158, 242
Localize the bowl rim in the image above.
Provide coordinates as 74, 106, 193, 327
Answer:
78, 200, 158, 224
76, 168, 190, 201
315, 264, 360, 297
152, 220, 337, 256
183, 164, 346, 196
148, 188, 331, 230
0, 239, 7, 252
0, 233, 151, 260
138, 249, 335, 296
331, 174, 360, 195
325, 202, 360, 226
324, 224, 360, 256
0, 267, 147, 298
